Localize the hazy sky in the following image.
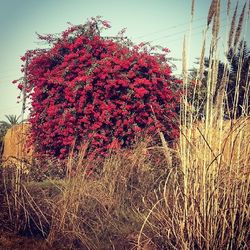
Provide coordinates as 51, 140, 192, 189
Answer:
0, 0, 248, 121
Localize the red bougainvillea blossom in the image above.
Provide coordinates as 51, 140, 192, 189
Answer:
14, 17, 181, 159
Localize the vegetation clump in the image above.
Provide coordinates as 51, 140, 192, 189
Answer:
14, 17, 181, 159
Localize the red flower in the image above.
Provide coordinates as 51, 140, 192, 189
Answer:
162, 47, 170, 53
17, 83, 23, 90
134, 87, 149, 98
13, 17, 181, 160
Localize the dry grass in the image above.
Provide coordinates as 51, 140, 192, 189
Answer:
1, 116, 249, 249
137, 0, 250, 248
1, 140, 173, 249
228, 2, 238, 48
137, 119, 249, 249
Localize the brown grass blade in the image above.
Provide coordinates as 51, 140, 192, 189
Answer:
228, 2, 238, 48
191, 0, 195, 20
198, 36, 206, 84
182, 35, 187, 79
227, 0, 231, 16
212, 0, 220, 39
207, 0, 218, 27
234, 3, 246, 47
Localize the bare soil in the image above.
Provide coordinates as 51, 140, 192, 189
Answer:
0, 230, 51, 250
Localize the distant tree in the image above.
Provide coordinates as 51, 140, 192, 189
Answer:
189, 40, 250, 119
226, 41, 250, 117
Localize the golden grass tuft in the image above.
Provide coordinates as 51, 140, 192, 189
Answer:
137, 118, 250, 249
137, 0, 250, 248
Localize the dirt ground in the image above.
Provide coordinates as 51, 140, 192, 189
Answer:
0, 230, 51, 250
0, 230, 139, 250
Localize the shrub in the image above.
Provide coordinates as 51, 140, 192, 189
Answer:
14, 17, 181, 159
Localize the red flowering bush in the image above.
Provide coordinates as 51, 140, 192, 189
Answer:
15, 17, 181, 159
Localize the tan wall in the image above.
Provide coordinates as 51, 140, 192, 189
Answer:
2, 124, 33, 167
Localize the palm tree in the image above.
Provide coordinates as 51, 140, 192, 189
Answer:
0, 115, 23, 129
189, 40, 250, 119
0, 114, 26, 141
226, 40, 250, 117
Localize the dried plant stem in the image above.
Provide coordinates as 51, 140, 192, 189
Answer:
228, 2, 238, 48
234, 3, 246, 48
191, 0, 195, 20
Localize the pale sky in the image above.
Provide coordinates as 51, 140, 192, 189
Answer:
0, 0, 248, 121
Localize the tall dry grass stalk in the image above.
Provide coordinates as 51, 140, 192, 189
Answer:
191, 0, 195, 20
138, 118, 249, 249
228, 2, 238, 48
234, 3, 246, 48
227, 0, 231, 16
137, 0, 250, 249
212, 0, 220, 40
207, 0, 218, 27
